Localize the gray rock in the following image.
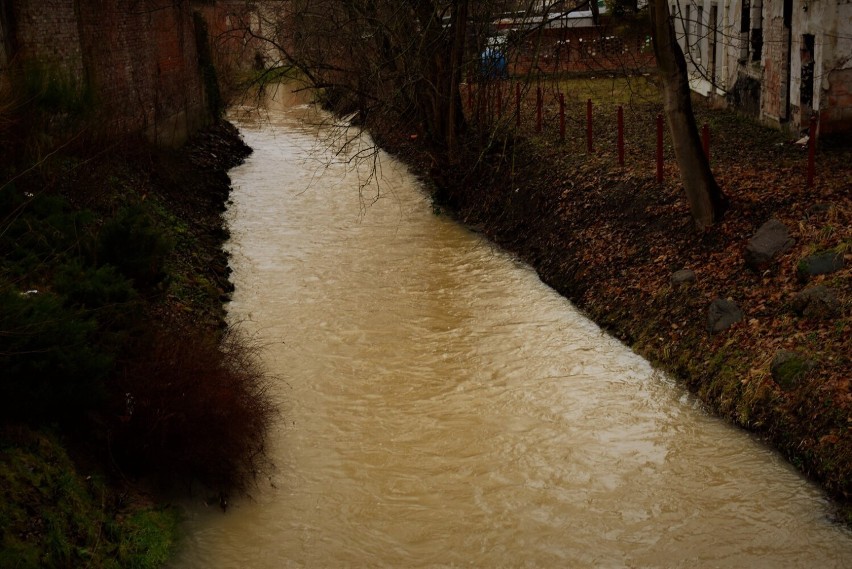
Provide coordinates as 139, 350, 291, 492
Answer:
744, 218, 795, 270
706, 298, 744, 333
791, 285, 840, 319
770, 350, 816, 391
797, 251, 844, 279
671, 269, 696, 285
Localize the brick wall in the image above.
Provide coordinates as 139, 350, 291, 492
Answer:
509, 29, 656, 75
760, 11, 785, 125
9, 0, 85, 83
3, 0, 227, 146
823, 68, 852, 134
194, 0, 267, 96
820, 2, 852, 135
76, 0, 209, 145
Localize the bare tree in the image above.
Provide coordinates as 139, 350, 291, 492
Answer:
648, 0, 726, 229
225, 1, 586, 168
229, 1, 473, 166
227, 0, 729, 230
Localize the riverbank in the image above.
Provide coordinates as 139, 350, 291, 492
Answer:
373, 95, 851, 520
0, 120, 273, 566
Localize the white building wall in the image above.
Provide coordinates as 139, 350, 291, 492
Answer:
672, 0, 750, 99
671, 0, 852, 133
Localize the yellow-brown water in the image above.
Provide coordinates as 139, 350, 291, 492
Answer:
171, 100, 852, 568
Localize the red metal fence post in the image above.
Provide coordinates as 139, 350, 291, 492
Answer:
617, 105, 624, 166
467, 75, 473, 111
516, 82, 521, 128
559, 93, 565, 142
702, 123, 710, 162
656, 113, 664, 183
807, 115, 817, 187
586, 99, 594, 153
536, 86, 542, 133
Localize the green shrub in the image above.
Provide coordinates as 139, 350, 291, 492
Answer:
0, 428, 103, 568
0, 285, 112, 423
97, 205, 173, 288
0, 186, 98, 282
55, 262, 136, 306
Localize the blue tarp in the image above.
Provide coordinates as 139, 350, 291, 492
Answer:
480, 47, 508, 79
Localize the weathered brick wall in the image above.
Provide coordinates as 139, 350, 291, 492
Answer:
510, 29, 656, 75
4, 0, 222, 146
824, 68, 852, 134
820, 2, 852, 134
759, 0, 852, 134
195, 0, 268, 95
8, 0, 85, 82
75, 0, 209, 145
760, 5, 786, 126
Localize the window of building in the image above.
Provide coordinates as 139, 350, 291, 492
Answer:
740, 0, 751, 62
697, 5, 704, 62
751, 0, 763, 62
685, 4, 691, 48
709, 4, 718, 85
800, 34, 815, 110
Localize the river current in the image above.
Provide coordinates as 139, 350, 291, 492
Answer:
170, 95, 852, 568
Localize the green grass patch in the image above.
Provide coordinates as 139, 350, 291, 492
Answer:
114, 507, 181, 569
0, 427, 180, 569
549, 75, 659, 106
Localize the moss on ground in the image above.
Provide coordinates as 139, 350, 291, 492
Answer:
0, 427, 180, 569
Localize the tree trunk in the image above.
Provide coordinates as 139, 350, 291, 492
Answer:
589, 0, 600, 26
411, 0, 468, 166
445, 0, 468, 163
648, 0, 727, 230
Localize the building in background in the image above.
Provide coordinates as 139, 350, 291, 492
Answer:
672, 0, 852, 135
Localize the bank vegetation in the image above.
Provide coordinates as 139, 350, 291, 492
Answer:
0, 86, 275, 566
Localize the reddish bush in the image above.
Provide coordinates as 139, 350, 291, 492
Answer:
110, 321, 276, 494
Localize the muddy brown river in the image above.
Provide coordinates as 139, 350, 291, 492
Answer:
170, 97, 852, 568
